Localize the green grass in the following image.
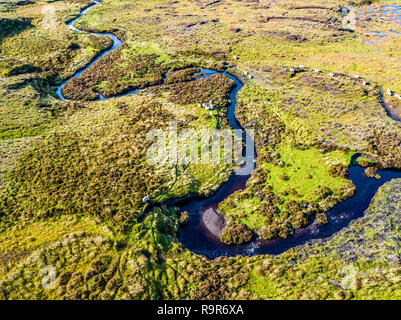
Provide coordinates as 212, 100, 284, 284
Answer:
261, 146, 350, 202
222, 146, 352, 231
0, 74, 235, 231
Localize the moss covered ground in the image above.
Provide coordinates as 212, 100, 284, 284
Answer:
0, 0, 401, 299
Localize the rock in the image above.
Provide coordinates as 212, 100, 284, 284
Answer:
202, 208, 226, 237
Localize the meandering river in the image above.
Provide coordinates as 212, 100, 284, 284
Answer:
56, 0, 401, 259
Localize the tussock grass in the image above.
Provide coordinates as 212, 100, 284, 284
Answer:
1, 0, 401, 300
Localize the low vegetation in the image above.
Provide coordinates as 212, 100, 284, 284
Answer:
1, 0, 401, 300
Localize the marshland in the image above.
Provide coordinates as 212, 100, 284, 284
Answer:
0, 0, 401, 300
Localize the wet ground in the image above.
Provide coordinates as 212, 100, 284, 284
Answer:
357, 4, 401, 44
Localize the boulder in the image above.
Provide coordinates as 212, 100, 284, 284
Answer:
202, 208, 226, 237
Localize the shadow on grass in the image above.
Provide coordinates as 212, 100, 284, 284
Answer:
0, 17, 32, 42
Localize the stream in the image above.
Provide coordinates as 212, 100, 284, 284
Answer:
56, 0, 401, 259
